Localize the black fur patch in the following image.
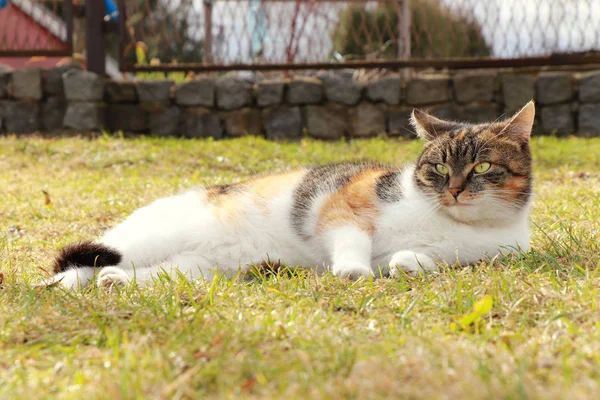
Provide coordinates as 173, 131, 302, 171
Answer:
52, 241, 122, 274
376, 171, 403, 202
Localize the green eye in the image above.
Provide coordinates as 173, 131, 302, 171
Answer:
474, 162, 491, 174
435, 164, 449, 174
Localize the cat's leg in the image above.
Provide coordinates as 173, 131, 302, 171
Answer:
46, 267, 96, 290
322, 226, 373, 279
388, 251, 438, 277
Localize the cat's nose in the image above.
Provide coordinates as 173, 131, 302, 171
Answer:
449, 188, 463, 199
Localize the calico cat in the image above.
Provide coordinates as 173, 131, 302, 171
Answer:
46, 101, 535, 290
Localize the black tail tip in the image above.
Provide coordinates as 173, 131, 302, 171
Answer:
52, 241, 122, 274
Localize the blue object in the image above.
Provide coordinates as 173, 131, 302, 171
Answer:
104, 0, 119, 22
0, 0, 9, 10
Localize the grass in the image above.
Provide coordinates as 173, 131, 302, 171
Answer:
1, 134, 600, 399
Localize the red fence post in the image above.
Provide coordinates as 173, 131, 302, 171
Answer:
86, 0, 106, 75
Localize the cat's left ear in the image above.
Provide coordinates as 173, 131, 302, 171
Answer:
410, 109, 456, 141
503, 100, 535, 142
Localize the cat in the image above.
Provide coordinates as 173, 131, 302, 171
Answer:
45, 101, 535, 290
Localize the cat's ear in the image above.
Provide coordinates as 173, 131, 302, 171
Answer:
502, 100, 535, 142
410, 109, 455, 141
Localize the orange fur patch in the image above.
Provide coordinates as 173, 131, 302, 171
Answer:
503, 176, 528, 198
316, 169, 388, 235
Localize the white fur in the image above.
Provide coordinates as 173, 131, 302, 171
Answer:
54, 165, 530, 289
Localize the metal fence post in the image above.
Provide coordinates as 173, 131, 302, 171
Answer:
204, 0, 213, 65
86, 0, 106, 75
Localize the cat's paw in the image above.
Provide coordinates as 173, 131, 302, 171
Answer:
332, 263, 373, 280
96, 267, 130, 291
388, 251, 437, 277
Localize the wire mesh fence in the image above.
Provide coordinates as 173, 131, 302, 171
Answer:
0, 0, 73, 56
120, 0, 600, 72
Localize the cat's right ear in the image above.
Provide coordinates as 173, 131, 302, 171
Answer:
410, 109, 455, 141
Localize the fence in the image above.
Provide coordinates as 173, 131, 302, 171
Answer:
0, 0, 73, 57
118, 0, 600, 73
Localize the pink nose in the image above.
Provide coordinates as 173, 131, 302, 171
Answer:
449, 188, 463, 199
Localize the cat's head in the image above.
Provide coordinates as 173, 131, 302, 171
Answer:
411, 101, 535, 225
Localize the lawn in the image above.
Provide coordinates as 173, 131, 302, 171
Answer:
1, 134, 600, 399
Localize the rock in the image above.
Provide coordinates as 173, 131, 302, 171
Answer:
136, 80, 173, 105
105, 81, 138, 103
387, 107, 415, 138
453, 72, 496, 104
63, 103, 105, 131
263, 106, 303, 140
536, 72, 573, 105
406, 75, 450, 105
42, 66, 79, 97
0, 72, 9, 98
147, 106, 180, 136
366, 75, 402, 105
0, 101, 40, 133
322, 74, 362, 105
350, 103, 386, 137
578, 104, 600, 136
10, 68, 42, 100
305, 103, 348, 139
427, 104, 461, 121
287, 76, 323, 105
178, 107, 223, 138
174, 78, 215, 107
106, 104, 148, 132
501, 74, 535, 112
216, 77, 251, 110
63, 69, 105, 102
42, 97, 67, 130
221, 108, 262, 136
257, 79, 285, 107
539, 104, 574, 135
578, 71, 600, 103
459, 104, 501, 123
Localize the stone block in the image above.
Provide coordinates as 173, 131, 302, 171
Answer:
536, 72, 573, 105
350, 103, 385, 137
427, 104, 461, 121
63, 69, 105, 102
387, 107, 415, 138
216, 77, 251, 110
10, 68, 42, 100
322, 74, 362, 105
136, 80, 174, 105
579, 71, 600, 103
105, 81, 138, 103
578, 103, 600, 136
366, 75, 402, 105
305, 103, 348, 139
179, 107, 223, 138
42, 97, 67, 130
501, 74, 535, 111
287, 76, 323, 105
263, 105, 303, 140
148, 106, 180, 136
406, 76, 450, 105
257, 79, 285, 107
107, 104, 148, 132
0, 72, 9, 98
63, 103, 105, 131
539, 104, 574, 135
42, 66, 79, 97
459, 104, 502, 123
221, 108, 262, 136
174, 78, 215, 107
0, 101, 40, 133
453, 72, 496, 104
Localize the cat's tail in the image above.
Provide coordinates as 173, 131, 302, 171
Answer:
42, 241, 123, 289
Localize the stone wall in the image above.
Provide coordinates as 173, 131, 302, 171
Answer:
1, 67, 600, 138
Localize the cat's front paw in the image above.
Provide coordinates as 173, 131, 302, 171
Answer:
388, 251, 437, 277
332, 263, 373, 280
96, 267, 130, 291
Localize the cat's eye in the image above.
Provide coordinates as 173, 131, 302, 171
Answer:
473, 162, 491, 174
435, 164, 449, 175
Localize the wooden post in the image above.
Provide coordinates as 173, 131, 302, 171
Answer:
86, 0, 106, 75
397, 0, 411, 79
204, 0, 213, 65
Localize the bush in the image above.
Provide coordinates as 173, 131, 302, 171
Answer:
332, 1, 490, 60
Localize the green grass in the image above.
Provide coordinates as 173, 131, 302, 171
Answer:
1, 135, 600, 399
